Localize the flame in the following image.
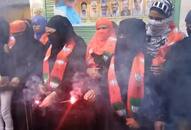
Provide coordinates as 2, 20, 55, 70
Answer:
70, 96, 78, 104
34, 99, 40, 105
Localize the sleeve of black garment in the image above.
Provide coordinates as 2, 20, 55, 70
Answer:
10, 41, 45, 85
29, 42, 46, 78
154, 43, 179, 122
135, 44, 179, 126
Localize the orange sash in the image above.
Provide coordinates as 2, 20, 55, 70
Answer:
43, 39, 75, 90
152, 29, 185, 66
108, 53, 144, 117
39, 33, 49, 45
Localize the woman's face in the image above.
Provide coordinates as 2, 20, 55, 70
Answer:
96, 24, 111, 41
45, 27, 56, 36
149, 10, 166, 21
45, 26, 60, 46
33, 24, 41, 33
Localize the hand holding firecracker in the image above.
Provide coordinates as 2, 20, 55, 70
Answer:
38, 89, 82, 108
71, 72, 97, 103
59, 88, 96, 105
33, 83, 53, 107
28, 84, 50, 108
68, 87, 83, 103
32, 95, 43, 108
40, 72, 97, 108
70, 82, 96, 103
24, 75, 47, 107
32, 92, 47, 109
39, 91, 57, 108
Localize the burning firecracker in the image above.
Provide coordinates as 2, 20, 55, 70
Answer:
69, 96, 78, 104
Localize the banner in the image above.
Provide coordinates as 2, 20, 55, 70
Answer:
29, 0, 44, 17
54, 0, 156, 25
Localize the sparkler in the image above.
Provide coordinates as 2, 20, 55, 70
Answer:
70, 96, 78, 104
34, 99, 41, 105
33, 95, 43, 107
60, 95, 78, 104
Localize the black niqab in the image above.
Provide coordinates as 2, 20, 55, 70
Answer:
11, 20, 44, 80
47, 15, 75, 60
115, 18, 146, 102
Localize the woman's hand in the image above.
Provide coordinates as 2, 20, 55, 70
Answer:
126, 118, 140, 128
0, 76, 9, 87
9, 77, 20, 87
39, 91, 57, 108
83, 89, 96, 103
3, 44, 10, 53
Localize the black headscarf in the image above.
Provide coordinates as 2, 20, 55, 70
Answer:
11, 20, 44, 80
115, 18, 146, 102
11, 20, 36, 56
47, 15, 74, 49
0, 17, 10, 44
150, 0, 173, 18
185, 10, 191, 24
185, 10, 191, 36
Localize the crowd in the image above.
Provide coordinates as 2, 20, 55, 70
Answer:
0, 0, 191, 130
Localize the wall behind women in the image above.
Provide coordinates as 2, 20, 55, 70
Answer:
0, 0, 30, 22
0, 0, 30, 21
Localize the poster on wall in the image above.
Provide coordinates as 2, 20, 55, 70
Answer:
54, 0, 156, 25
29, 0, 44, 17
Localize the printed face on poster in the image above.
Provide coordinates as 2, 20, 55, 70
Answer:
54, 0, 156, 25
